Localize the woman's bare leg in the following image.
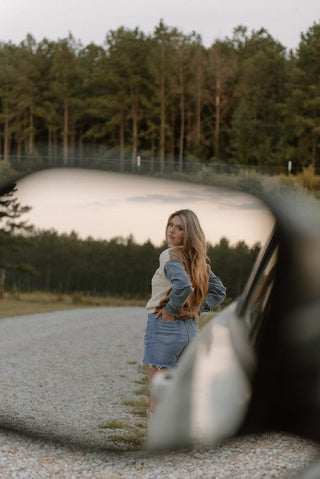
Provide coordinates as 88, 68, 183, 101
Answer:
145, 365, 167, 413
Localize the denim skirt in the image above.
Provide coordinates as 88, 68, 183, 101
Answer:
142, 312, 199, 369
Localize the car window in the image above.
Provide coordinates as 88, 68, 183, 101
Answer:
246, 245, 278, 347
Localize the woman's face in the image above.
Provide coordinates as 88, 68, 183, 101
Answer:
166, 215, 185, 247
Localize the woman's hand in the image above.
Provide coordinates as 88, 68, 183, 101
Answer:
155, 309, 175, 322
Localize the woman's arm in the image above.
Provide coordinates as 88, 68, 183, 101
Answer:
161, 260, 193, 319
200, 271, 226, 312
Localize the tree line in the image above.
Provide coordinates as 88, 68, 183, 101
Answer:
1, 20, 320, 174
3, 228, 260, 303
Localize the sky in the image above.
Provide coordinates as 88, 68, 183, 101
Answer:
0, 0, 319, 51
16, 169, 275, 247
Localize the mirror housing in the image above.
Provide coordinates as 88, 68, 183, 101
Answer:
241, 192, 320, 441
147, 189, 320, 450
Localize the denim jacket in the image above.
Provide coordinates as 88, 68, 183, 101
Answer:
146, 247, 226, 320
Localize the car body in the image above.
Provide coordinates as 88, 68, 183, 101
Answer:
147, 188, 320, 453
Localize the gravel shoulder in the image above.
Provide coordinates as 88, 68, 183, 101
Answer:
0, 307, 147, 450
0, 307, 318, 478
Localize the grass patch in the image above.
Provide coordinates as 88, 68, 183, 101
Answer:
123, 397, 149, 417
137, 364, 147, 374
0, 296, 82, 319
107, 429, 146, 450
98, 419, 127, 429
0, 291, 146, 319
99, 363, 149, 450
134, 377, 147, 385
134, 385, 149, 396
99, 419, 147, 450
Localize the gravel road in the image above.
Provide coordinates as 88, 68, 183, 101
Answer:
0, 307, 318, 478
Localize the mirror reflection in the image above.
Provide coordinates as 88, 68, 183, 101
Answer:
0, 168, 274, 450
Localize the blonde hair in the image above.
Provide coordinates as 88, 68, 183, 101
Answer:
166, 209, 210, 309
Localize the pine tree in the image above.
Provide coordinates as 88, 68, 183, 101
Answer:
230, 27, 287, 168
0, 184, 34, 298
284, 22, 320, 170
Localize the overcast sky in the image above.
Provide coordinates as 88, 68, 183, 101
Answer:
16, 169, 275, 246
1, 0, 319, 51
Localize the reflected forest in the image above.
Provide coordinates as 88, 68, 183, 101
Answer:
0, 20, 320, 174
1, 187, 259, 303
4, 228, 260, 303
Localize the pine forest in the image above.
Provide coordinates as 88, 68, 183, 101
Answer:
0, 20, 320, 175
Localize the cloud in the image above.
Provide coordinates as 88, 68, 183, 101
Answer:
126, 192, 202, 204
125, 188, 267, 211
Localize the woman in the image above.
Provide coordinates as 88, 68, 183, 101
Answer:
142, 209, 226, 414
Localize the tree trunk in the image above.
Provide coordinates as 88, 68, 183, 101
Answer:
179, 63, 185, 173
48, 127, 52, 164
28, 111, 34, 155
311, 140, 317, 168
0, 269, 6, 300
132, 99, 138, 167
54, 131, 58, 158
16, 141, 22, 163
120, 116, 125, 172
195, 47, 202, 145
4, 115, 10, 162
70, 129, 76, 161
169, 110, 175, 172
215, 77, 221, 159
160, 42, 165, 174
78, 132, 83, 166
63, 101, 68, 165
150, 138, 155, 174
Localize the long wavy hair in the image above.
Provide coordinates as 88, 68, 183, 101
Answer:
166, 209, 210, 309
